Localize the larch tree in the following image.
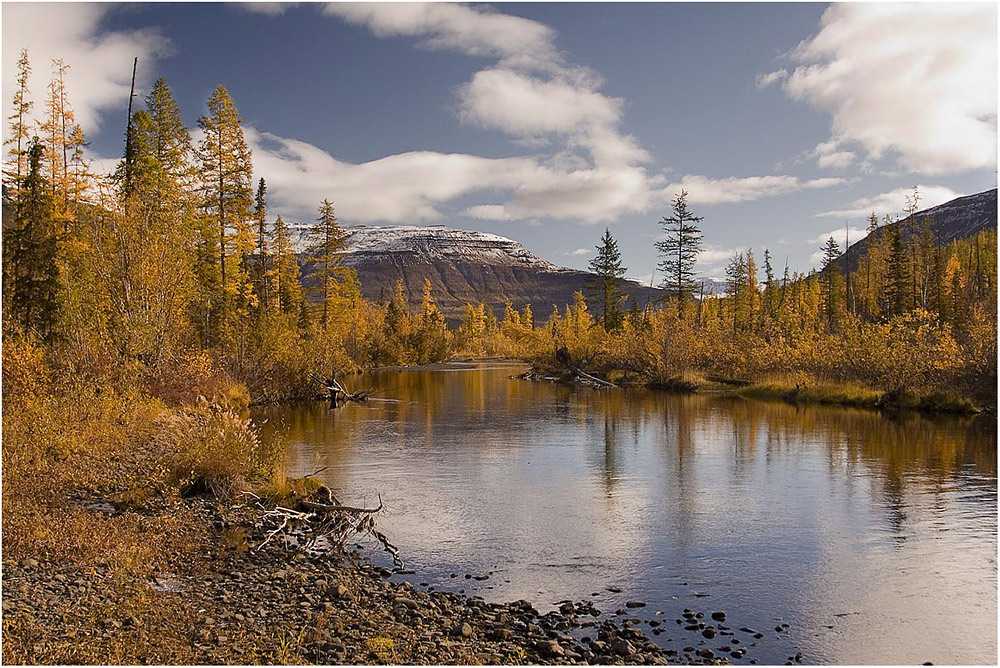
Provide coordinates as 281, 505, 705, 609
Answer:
4, 49, 33, 192
587, 228, 627, 331
197, 85, 253, 303
656, 190, 703, 317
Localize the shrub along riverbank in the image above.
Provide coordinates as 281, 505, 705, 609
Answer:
1, 335, 703, 666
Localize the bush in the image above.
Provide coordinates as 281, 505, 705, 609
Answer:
156, 398, 279, 500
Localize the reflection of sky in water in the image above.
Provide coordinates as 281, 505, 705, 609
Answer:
257, 362, 997, 665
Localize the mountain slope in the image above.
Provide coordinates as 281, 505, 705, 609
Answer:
325, 225, 665, 321
832, 188, 997, 274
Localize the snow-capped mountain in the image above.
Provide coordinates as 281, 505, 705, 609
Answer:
295, 224, 665, 321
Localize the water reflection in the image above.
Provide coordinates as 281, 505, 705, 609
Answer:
257, 362, 996, 665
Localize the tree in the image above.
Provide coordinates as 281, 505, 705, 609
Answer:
271, 214, 302, 315
656, 190, 703, 316
587, 228, 627, 331
820, 236, 842, 331
5, 139, 59, 337
725, 252, 746, 331
253, 178, 269, 310
197, 85, 253, 301
4, 49, 33, 193
305, 199, 348, 326
885, 225, 911, 316
146, 78, 195, 191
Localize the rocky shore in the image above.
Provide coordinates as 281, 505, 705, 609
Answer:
2, 491, 742, 665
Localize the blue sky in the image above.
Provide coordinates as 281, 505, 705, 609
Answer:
3, 2, 997, 280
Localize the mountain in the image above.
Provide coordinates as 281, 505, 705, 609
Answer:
831, 188, 997, 274
308, 225, 667, 322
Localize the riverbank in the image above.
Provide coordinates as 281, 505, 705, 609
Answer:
526, 363, 987, 415
2, 469, 714, 665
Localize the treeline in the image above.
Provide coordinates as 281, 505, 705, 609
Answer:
2, 52, 453, 402
3, 52, 996, 409
504, 188, 997, 407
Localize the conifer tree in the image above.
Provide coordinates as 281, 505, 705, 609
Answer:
197, 85, 253, 300
5, 139, 59, 337
820, 236, 842, 331
656, 190, 704, 316
271, 215, 302, 315
305, 199, 347, 326
146, 78, 194, 190
253, 178, 269, 310
4, 49, 33, 192
725, 252, 746, 331
587, 228, 627, 331
885, 226, 911, 316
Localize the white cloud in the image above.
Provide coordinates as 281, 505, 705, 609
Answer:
696, 245, 742, 270
2, 4, 171, 136
776, 3, 997, 175
567, 248, 592, 256
322, 2, 660, 224
815, 185, 961, 219
323, 2, 562, 74
458, 68, 622, 138
663, 174, 846, 205
755, 69, 788, 88
810, 226, 870, 248
811, 140, 856, 170
239, 3, 298, 16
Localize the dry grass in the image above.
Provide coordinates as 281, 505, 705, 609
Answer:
738, 373, 883, 409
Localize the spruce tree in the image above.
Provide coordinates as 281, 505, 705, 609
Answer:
271, 214, 302, 315
587, 227, 627, 331
6, 139, 59, 337
821, 236, 842, 330
305, 199, 347, 326
656, 190, 703, 316
885, 226, 911, 316
253, 178, 269, 310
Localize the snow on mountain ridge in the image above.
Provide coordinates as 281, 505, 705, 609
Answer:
293, 224, 561, 271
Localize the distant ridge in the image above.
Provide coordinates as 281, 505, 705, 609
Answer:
314, 225, 666, 322
832, 188, 997, 274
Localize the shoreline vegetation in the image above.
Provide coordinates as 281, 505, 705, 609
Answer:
1, 52, 995, 664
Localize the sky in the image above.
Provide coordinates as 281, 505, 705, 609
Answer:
3, 2, 997, 281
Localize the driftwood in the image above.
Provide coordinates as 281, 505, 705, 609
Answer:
236, 487, 402, 568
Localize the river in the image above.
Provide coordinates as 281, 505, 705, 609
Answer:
256, 361, 997, 665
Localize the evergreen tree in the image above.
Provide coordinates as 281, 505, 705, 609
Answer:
197, 85, 253, 301
305, 199, 347, 326
885, 226, 911, 316
656, 190, 704, 316
587, 227, 627, 331
253, 178, 269, 310
271, 215, 302, 315
820, 236, 842, 331
725, 252, 746, 332
5, 139, 59, 337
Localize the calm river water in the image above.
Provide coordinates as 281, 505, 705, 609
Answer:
256, 361, 997, 665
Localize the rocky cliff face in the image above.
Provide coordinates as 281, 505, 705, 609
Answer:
832, 188, 997, 274
320, 225, 666, 322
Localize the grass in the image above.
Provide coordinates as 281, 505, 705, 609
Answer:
738, 375, 883, 409
734, 373, 981, 414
